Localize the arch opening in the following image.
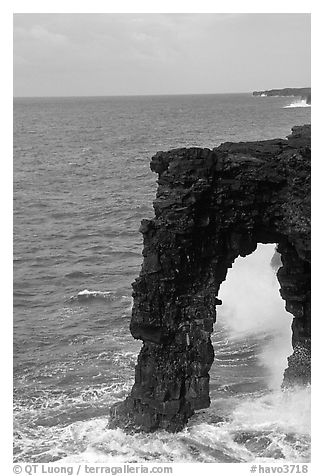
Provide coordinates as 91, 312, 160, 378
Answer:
212, 243, 293, 395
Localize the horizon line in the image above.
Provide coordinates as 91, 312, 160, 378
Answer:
13, 91, 252, 99
13, 87, 311, 100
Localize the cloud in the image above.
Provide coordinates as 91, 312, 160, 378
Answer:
13, 13, 311, 96
28, 25, 68, 45
14, 24, 68, 46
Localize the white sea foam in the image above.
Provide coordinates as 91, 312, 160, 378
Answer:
38, 386, 309, 464
284, 99, 311, 108
77, 289, 110, 297
67, 289, 116, 303
66, 290, 134, 316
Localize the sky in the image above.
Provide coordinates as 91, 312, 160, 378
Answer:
13, 13, 311, 97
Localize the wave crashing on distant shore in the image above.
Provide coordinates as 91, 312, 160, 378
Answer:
284, 99, 311, 108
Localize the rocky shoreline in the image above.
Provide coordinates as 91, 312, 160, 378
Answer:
253, 88, 311, 104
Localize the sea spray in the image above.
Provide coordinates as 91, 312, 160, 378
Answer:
51, 386, 310, 463
284, 100, 311, 108
217, 244, 293, 389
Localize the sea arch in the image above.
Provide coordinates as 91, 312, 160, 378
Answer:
109, 125, 311, 432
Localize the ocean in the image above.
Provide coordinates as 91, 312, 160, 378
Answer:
13, 93, 311, 463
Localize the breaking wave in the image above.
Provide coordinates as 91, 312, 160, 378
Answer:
69, 289, 115, 302
14, 386, 310, 463
284, 99, 311, 109
67, 289, 133, 308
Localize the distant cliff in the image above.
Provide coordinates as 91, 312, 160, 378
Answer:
253, 88, 311, 104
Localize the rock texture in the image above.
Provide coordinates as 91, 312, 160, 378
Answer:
109, 125, 311, 432
253, 88, 311, 104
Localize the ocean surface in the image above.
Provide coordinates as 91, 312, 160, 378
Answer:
13, 93, 311, 463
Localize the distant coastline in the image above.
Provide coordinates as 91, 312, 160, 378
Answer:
253, 87, 311, 104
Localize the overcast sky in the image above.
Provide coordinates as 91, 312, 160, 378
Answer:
13, 13, 311, 97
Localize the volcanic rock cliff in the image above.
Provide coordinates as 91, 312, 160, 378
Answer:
109, 125, 311, 432
253, 88, 311, 104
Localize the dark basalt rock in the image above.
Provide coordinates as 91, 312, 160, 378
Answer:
109, 125, 311, 432
253, 88, 311, 104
